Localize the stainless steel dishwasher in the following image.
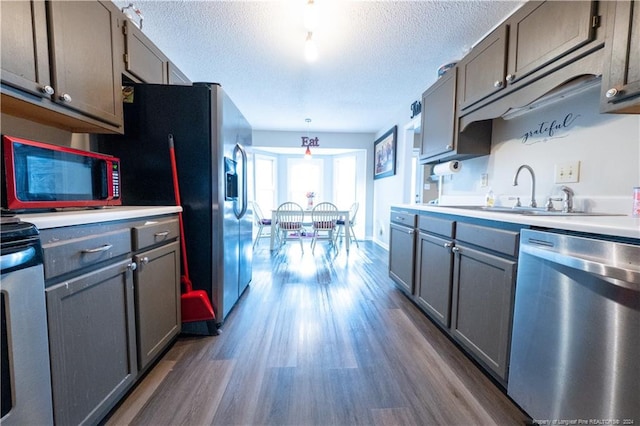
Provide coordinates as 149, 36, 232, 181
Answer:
508, 229, 639, 424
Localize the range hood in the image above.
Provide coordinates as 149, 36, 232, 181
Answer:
501, 75, 602, 120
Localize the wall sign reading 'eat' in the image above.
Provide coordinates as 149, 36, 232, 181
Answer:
521, 112, 581, 145
301, 136, 320, 147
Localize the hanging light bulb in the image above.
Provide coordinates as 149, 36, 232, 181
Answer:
303, 0, 318, 32
304, 32, 318, 62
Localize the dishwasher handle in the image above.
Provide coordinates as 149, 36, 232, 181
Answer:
521, 243, 640, 291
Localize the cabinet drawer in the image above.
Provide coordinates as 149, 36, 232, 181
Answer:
418, 215, 454, 238
43, 228, 131, 280
390, 212, 417, 228
455, 222, 519, 257
132, 218, 179, 251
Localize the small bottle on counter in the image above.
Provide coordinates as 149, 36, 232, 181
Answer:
485, 188, 495, 207
633, 186, 640, 217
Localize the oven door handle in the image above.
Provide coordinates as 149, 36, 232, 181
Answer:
0, 246, 36, 270
521, 244, 640, 291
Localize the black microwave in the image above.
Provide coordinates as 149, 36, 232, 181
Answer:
2, 135, 121, 210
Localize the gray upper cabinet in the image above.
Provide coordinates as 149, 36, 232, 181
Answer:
1, 0, 124, 133
457, 26, 508, 112
420, 67, 492, 164
420, 69, 457, 161
457, 0, 604, 119
601, 0, 640, 113
123, 19, 168, 84
506, 1, 596, 84
168, 61, 192, 85
0, 1, 51, 98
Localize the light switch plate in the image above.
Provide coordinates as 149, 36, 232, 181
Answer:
554, 161, 580, 183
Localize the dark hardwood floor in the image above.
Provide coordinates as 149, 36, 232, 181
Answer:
105, 240, 529, 425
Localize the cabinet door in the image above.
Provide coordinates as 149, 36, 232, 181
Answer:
47, 0, 123, 127
415, 232, 454, 328
457, 25, 507, 112
601, 0, 640, 113
450, 244, 516, 383
388, 223, 416, 295
506, 1, 596, 84
124, 20, 168, 84
0, 0, 51, 97
168, 61, 191, 85
420, 68, 457, 161
134, 241, 181, 371
46, 259, 137, 426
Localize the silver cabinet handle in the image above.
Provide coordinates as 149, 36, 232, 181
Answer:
445, 144, 453, 150
452, 246, 460, 253
494, 80, 503, 88
59, 93, 72, 103
506, 74, 515, 82
127, 262, 137, 271
408, 230, 415, 235
140, 256, 149, 265
41, 85, 54, 95
605, 88, 618, 98
81, 244, 113, 254
444, 242, 453, 249
154, 231, 170, 237
395, 216, 405, 221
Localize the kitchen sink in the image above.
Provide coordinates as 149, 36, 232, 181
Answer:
437, 205, 625, 217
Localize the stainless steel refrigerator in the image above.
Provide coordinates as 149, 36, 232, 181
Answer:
97, 82, 252, 333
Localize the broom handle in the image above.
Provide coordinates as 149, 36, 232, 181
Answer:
168, 135, 191, 288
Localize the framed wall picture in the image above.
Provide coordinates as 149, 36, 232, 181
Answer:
373, 126, 397, 180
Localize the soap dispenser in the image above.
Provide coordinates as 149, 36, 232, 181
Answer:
485, 188, 495, 207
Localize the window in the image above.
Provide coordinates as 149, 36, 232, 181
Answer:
254, 155, 276, 212
287, 158, 323, 206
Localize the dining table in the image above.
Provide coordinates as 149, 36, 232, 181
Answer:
270, 209, 351, 252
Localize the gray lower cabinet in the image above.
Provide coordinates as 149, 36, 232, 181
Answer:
415, 218, 455, 328
388, 212, 417, 294
392, 209, 522, 386
450, 243, 517, 384
46, 258, 137, 426
134, 240, 181, 371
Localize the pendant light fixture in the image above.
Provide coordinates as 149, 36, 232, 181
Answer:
303, 0, 318, 62
304, 118, 312, 159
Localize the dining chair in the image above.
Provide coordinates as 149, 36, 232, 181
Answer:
275, 202, 305, 253
310, 202, 340, 254
335, 202, 360, 248
252, 201, 275, 249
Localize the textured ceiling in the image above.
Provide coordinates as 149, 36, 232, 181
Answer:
114, 1, 525, 133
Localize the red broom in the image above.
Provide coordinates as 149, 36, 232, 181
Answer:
168, 134, 216, 323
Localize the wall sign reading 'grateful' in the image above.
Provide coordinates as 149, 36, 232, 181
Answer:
521, 112, 581, 145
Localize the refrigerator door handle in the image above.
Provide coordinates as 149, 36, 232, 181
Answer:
234, 143, 248, 219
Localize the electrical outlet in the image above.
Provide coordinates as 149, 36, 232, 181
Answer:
481, 173, 489, 188
554, 161, 580, 183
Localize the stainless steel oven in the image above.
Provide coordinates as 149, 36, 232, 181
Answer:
508, 229, 639, 423
0, 217, 53, 424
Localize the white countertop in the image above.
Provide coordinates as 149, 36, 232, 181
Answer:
393, 204, 640, 240
17, 206, 182, 230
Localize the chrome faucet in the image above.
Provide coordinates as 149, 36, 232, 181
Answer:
512, 164, 537, 208
560, 185, 574, 213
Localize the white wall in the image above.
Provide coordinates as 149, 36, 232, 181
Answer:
439, 86, 640, 214
370, 107, 421, 249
